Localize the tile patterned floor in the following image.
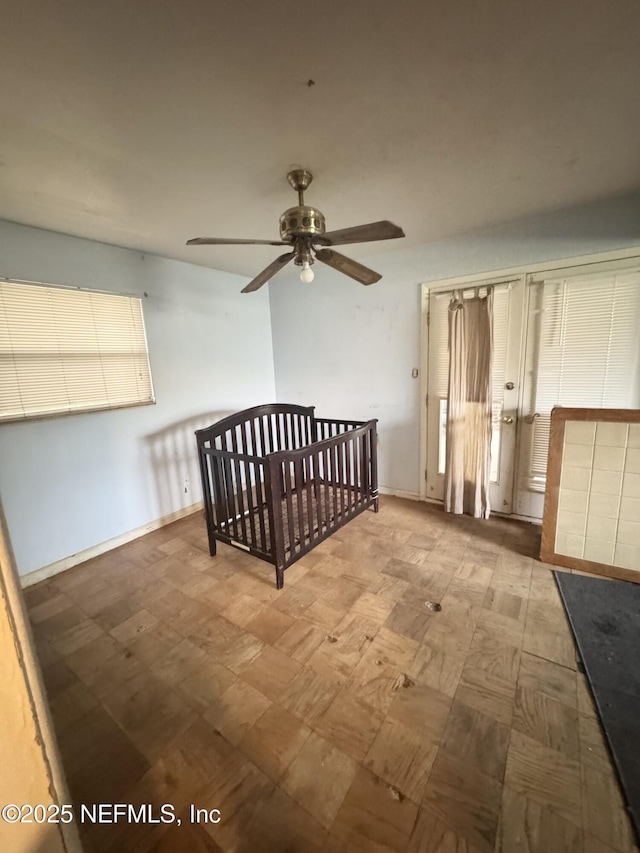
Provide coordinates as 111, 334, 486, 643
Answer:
24, 497, 638, 852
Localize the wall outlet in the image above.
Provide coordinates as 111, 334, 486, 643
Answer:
184, 478, 189, 494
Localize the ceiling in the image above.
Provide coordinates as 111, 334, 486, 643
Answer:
1, 0, 639, 277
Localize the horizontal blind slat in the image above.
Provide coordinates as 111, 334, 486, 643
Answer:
529, 272, 640, 480
0, 281, 154, 421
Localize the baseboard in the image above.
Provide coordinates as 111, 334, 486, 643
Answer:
20, 501, 203, 588
381, 491, 542, 525
378, 486, 421, 502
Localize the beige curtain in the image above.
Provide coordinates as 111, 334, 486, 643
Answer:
444, 288, 493, 519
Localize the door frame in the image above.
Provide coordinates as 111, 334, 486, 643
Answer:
419, 246, 640, 517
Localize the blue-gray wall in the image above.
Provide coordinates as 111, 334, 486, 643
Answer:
0, 221, 276, 575
3, 193, 640, 576
269, 193, 640, 496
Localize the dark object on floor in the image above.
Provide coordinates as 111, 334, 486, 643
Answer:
196, 404, 378, 589
554, 571, 640, 841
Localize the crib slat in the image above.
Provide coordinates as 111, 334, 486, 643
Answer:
347, 438, 353, 513
264, 452, 284, 568
287, 412, 294, 450
339, 439, 345, 515
244, 461, 257, 547
356, 434, 363, 508
363, 429, 370, 500
293, 414, 300, 450
244, 421, 258, 547
370, 425, 378, 500
220, 455, 234, 538
305, 452, 315, 544
254, 460, 267, 552
212, 454, 222, 529
322, 445, 330, 531
294, 456, 305, 549
266, 414, 274, 455
235, 458, 249, 544
283, 460, 296, 556
227, 455, 240, 541
332, 442, 339, 521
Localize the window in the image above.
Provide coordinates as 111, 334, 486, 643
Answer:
525, 268, 640, 488
0, 280, 155, 422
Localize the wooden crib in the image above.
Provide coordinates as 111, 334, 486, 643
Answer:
195, 404, 378, 588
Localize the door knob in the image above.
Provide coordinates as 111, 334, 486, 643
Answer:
502, 416, 514, 424
505, 382, 515, 390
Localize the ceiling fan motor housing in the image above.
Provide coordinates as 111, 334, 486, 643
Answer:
279, 206, 326, 242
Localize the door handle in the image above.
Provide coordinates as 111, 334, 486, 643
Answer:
524, 413, 540, 424
502, 416, 514, 424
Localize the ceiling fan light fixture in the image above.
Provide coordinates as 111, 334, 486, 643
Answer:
299, 260, 314, 283
187, 168, 405, 292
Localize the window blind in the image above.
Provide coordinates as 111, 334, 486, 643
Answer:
0, 281, 155, 422
528, 270, 640, 482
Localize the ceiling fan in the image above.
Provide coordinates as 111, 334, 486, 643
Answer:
186, 168, 405, 293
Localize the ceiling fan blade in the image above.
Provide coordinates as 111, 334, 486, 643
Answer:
241, 252, 295, 293
315, 220, 405, 247
314, 249, 382, 286
187, 237, 289, 246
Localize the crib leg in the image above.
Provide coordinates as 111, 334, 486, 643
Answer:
373, 497, 380, 513
208, 537, 217, 557
276, 566, 284, 590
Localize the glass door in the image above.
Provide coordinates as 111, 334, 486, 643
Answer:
425, 278, 525, 514
514, 261, 640, 519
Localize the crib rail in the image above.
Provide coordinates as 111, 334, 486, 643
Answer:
267, 419, 378, 571
196, 403, 315, 457
198, 447, 272, 558
314, 417, 368, 441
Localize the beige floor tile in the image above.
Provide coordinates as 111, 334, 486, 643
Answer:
203, 679, 271, 745
512, 684, 580, 759
274, 618, 327, 663
439, 698, 511, 782
245, 605, 296, 644
330, 766, 419, 852
363, 717, 438, 803
220, 593, 265, 627
387, 682, 452, 743
581, 764, 636, 851
241, 785, 327, 851
408, 639, 466, 698
239, 705, 312, 782
421, 751, 502, 853
517, 651, 578, 708
504, 730, 582, 828
282, 732, 358, 829
315, 689, 385, 762
176, 658, 237, 712
497, 786, 583, 853
241, 645, 303, 701
280, 665, 343, 726
408, 805, 485, 853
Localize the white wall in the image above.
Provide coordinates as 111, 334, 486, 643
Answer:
0, 220, 275, 576
269, 193, 640, 497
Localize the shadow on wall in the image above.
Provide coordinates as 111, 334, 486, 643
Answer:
143, 410, 233, 518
